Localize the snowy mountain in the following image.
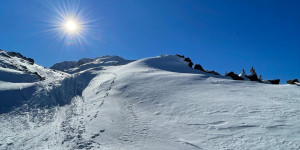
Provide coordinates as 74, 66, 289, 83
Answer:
0, 50, 300, 150
0, 50, 70, 113
50, 56, 133, 74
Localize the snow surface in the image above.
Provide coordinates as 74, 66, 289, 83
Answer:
0, 54, 300, 150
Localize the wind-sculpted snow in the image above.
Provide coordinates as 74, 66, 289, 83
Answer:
29, 71, 98, 109
0, 67, 101, 114
0, 50, 69, 113
0, 54, 300, 149
0, 68, 40, 83
0, 83, 36, 113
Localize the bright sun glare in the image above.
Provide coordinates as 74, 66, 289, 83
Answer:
46, 1, 99, 47
65, 20, 78, 32
64, 20, 79, 33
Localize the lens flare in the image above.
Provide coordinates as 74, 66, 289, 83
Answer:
41, 1, 100, 49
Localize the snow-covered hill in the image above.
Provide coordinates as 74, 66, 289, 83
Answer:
50, 56, 133, 74
0, 51, 300, 150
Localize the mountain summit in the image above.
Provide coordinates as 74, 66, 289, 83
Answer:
0, 50, 300, 150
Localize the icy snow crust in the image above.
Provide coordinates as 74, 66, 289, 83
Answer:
1, 55, 300, 149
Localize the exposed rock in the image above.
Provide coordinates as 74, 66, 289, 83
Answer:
188, 62, 193, 68
194, 64, 204, 71
7, 51, 23, 58
20, 65, 28, 70
27, 58, 34, 65
287, 79, 299, 84
6, 51, 34, 65
0, 52, 11, 58
176, 54, 185, 58
267, 79, 280, 84
246, 73, 261, 82
184, 57, 193, 68
33, 72, 45, 81
206, 70, 221, 76
184, 57, 192, 63
226, 72, 244, 80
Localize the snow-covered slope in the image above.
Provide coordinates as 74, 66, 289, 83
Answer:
1, 54, 300, 150
0, 50, 69, 113
50, 56, 133, 74
0, 50, 67, 83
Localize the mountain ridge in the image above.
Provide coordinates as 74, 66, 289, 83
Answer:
50, 55, 134, 74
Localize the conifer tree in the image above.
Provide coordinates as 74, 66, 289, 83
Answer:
250, 66, 256, 75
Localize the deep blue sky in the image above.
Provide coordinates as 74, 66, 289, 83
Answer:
0, 0, 299, 83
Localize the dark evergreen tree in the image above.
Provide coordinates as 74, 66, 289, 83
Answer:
250, 66, 256, 75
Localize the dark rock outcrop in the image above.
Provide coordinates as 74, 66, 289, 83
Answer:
287, 79, 299, 84
246, 73, 261, 82
206, 70, 221, 76
188, 62, 193, 68
267, 79, 280, 84
194, 64, 204, 71
7, 52, 23, 58
33, 72, 45, 81
175, 55, 280, 84
194, 63, 220, 75
184, 57, 193, 68
184, 57, 191, 62
0, 52, 11, 58
6, 51, 34, 65
27, 58, 34, 65
176, 54, 185, 58
226, 72, 244, 80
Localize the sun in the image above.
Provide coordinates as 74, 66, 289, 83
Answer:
64, 20, 79, 33
44, 1, 100, 47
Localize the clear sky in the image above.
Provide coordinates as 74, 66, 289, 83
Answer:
0, 0, 299, 83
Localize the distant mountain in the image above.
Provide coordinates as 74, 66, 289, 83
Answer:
0, 49, 300, 150
50, 55, 134, 74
